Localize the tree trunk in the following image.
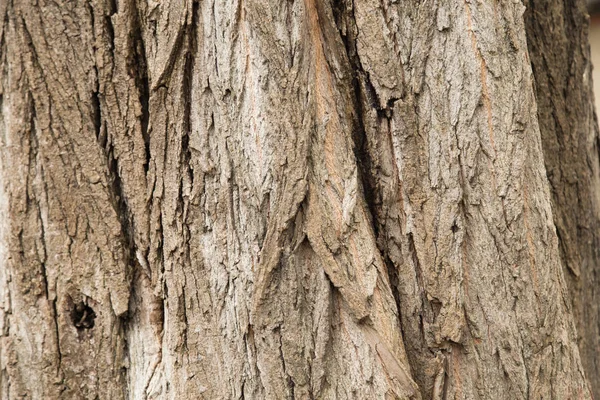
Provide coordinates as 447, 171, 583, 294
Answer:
0, 0, 596, 398
524, 0, 600, 395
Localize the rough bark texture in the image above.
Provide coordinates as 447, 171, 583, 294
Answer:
524, 1, 600, 396
0, 0, 595, 399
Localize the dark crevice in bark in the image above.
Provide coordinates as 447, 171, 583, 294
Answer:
180, 288, 189, 352
106, 142, 135, 271
37, 205, 49, 300
0, 2, 8, 46
239, 380, 246, 400
407, 233, 431, 339
121, 280, 135, 397
105, 0, 116, 51
90, 4, 107, 150
382, 250, 406, 324
50, 293, 62, 372
108, 0, 118, 18
91, 67, 102, 144
88, 2, 96, 55
350, 82, 379, 237
182, 1, 198, 188
334, 3, 380, 242
242, 324, 257, 399
597, 135, 600, 167
128, 3, 150, 174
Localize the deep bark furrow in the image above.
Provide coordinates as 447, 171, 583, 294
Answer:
129, 9, 151, 174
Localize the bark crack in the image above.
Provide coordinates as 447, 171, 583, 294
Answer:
129, 4, 150, 174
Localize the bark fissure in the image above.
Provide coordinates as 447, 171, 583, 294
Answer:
106, 141, 135, 269
129, 4, 150, 174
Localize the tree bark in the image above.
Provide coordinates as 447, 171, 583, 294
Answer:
524, 0, 600, 396
0, 0, 595, 399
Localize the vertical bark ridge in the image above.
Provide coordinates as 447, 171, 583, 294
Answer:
524, 0, 600, 396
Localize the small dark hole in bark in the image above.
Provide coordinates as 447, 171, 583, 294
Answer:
71, 302, 96, 330
451, 222, 459, 233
